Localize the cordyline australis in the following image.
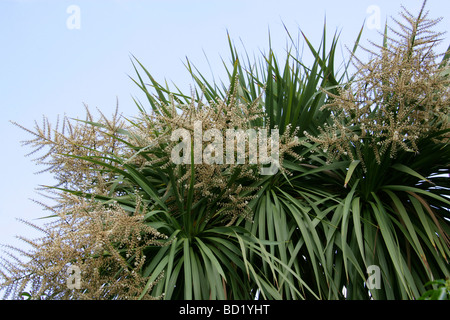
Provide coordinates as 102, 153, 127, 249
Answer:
1, 0, 449, 300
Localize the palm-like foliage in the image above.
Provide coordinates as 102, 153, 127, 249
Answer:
1, 1, 448, 300
297, 3, 450, 299
123, 25, 351, 299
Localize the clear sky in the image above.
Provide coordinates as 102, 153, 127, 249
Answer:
1, 0, 449, 250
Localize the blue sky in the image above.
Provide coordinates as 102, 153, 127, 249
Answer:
1, 0, 449, 249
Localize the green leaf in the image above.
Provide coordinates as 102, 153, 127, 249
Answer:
183, 239, 192, 300
138, 255, 168, 300
371, 194, 419, 298
351, 196, 366, 266
391, 163, 433, 185
384, 190, 431, 277
341, 181, 359, 281
195, 237, 226, 281
344, 160, 360, 188
20, 292, 32, 300
122, 163, 168, 210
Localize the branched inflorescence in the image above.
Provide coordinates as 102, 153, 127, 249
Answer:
10, 103, 129, 195
128, 80, 301, 221
305, 1, 450, 167
0, 195, 167, 300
